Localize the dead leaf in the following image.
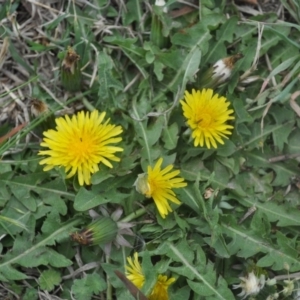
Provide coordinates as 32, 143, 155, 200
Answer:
0, 123, 27, 144
169, 6, 196, 18
114, 270, 148, 300
235, 0, 258, 5
290, 91, 300, 117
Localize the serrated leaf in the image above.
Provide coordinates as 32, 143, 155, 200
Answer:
203, 16, 239, 64
123, 0, 142, 25
154, 61, 164, 81
72, 273, 107, 300
182, 48, 201, 86
239, 197, 300, 227
246, 150, 299, 187
133, 115, 164, 148
104, 36, 148, 78
98, 51, 124, 99
0, 218, 81, 280
39, 269, 62, 291
74, 187, 109, 211
162, 123, 179, 150
222, 217, 300, 271
0, 215, 28, 232
0, 265, 28, 281
286, 128, 300, 153
22, 287, 38, 300
171, 22, 212, 50
187, 277, 215, 297
167, 242, 234, 300
0, 197, 33, 235
271, 118, 294, 152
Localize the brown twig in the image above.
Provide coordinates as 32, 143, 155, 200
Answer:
114, 270, 148, 300
0, 123, 27, 144
268, 153, 300, 163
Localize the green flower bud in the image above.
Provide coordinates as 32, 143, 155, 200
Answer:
150, 1, 168, 49
70, 217, 118, 246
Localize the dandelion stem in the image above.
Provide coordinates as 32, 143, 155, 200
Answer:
121, 208, 147, 223
82, 97, 96, 111
106, 255, 113, 300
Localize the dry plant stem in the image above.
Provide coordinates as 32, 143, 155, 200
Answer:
237, 5, 262, 16
38, 80, 66, 108
238, 206, 257, 224
123, 74, 141, 92
80, 38, 98, 87
268, 153, 300, 163
265, 53, 277, 86
260, 50, 279, 145
240, 23, 263, 82
75, 247, 84, 269
27, 0, 60, 13
273, 273, 300, 281
0, 37, 9, 69
0, 283, 20, 299
2, 84, 30, 123
63, 262, 100, 280
290, 91, 300, 117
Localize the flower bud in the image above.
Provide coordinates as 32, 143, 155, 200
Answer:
31, 99, 49, 117
133, 173, 151, 197
266, 278, 277, 286
60, 46, 81, 92
30, 99, 55, 132
150, 1, 168, 48
70, 217, 118, 246
283, 280, 294, 296
197, 53, 243, 89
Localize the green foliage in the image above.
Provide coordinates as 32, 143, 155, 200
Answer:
1, 0, 300, 299
39, 269, 62, 291
72, 273, 107, 300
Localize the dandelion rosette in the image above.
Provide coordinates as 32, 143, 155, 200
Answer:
180, 88, 234, 149
38, 110, 123, 186
134, 158, 187, 219
126, 252, 175, 300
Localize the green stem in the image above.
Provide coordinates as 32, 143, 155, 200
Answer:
121, 207, 147, 223
106, 255, 112, 300
82, 97, 96, 111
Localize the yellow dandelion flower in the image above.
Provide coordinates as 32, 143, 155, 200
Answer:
126, 252, 145, 289
180, 88, 234, 149
38, 110, 123, 186
126, 252, 175, 300
134, 158, 187, 219
149, 275, 176, 300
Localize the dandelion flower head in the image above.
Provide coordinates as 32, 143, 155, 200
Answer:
134, 158, 187, 219
149, 275, 176, 300
180, 88, 234, 149
39, 110, 123, 186
126, 252, 145, 289
233, 271, 265, 299
126, 252, 175, 300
